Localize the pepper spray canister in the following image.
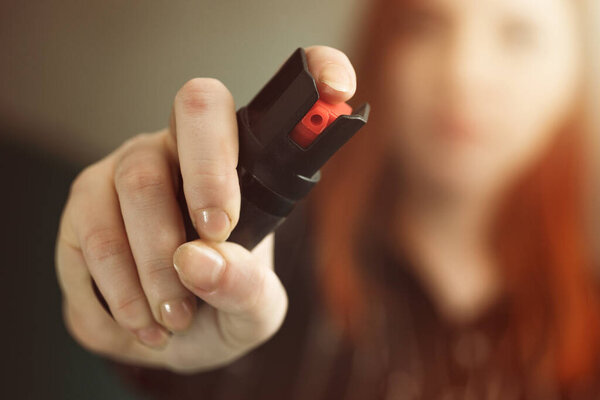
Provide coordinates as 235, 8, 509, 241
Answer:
184, 47, 370, 250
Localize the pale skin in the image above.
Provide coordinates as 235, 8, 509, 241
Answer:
381, 0, 582, 323
55, 46, 357, 372
56, 0, 583, 374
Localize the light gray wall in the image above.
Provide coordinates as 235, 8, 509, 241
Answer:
0, 0, 366, 164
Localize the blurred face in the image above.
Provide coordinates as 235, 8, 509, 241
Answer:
378, 0, 583, 198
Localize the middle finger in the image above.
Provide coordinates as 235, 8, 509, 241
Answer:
114, 133, 197, 332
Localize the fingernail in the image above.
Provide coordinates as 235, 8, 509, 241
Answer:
319, 63, 352, 93
195, 208, 231, 242
160, 297, 196, 332
174, 243, 226, 293
135, 326, 169, 348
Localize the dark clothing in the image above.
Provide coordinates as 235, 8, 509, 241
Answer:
114, 201, 600, 400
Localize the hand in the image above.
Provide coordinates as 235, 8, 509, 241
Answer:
55, 45, 357, 373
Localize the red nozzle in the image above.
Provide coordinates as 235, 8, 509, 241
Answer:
289, 99, 352, 148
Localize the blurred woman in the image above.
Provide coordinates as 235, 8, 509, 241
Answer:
313, 0, 600, 397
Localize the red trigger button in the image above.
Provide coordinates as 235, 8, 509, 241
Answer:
289, 99, 352, 148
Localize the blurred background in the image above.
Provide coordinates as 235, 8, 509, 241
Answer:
0, 0, 368, 164
0, 1, 364, 398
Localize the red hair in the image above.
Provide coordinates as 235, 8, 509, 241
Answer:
310, 0, 600, 389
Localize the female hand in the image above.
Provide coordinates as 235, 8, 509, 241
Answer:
54, 45, 357, 373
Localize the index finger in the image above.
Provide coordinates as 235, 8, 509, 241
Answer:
172, 77, 240, 242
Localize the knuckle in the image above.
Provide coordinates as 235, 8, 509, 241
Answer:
186, 171, 239, 208
176, 77, 232, 114
112, 294, 149, 327
152, 226, 185, 250
144, 259, 179, 284
187, 163, 239, 193
82, 227, 129, 264
115, 157, 169, 199
190, 163, 238, 180
137, 233, 184, 277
